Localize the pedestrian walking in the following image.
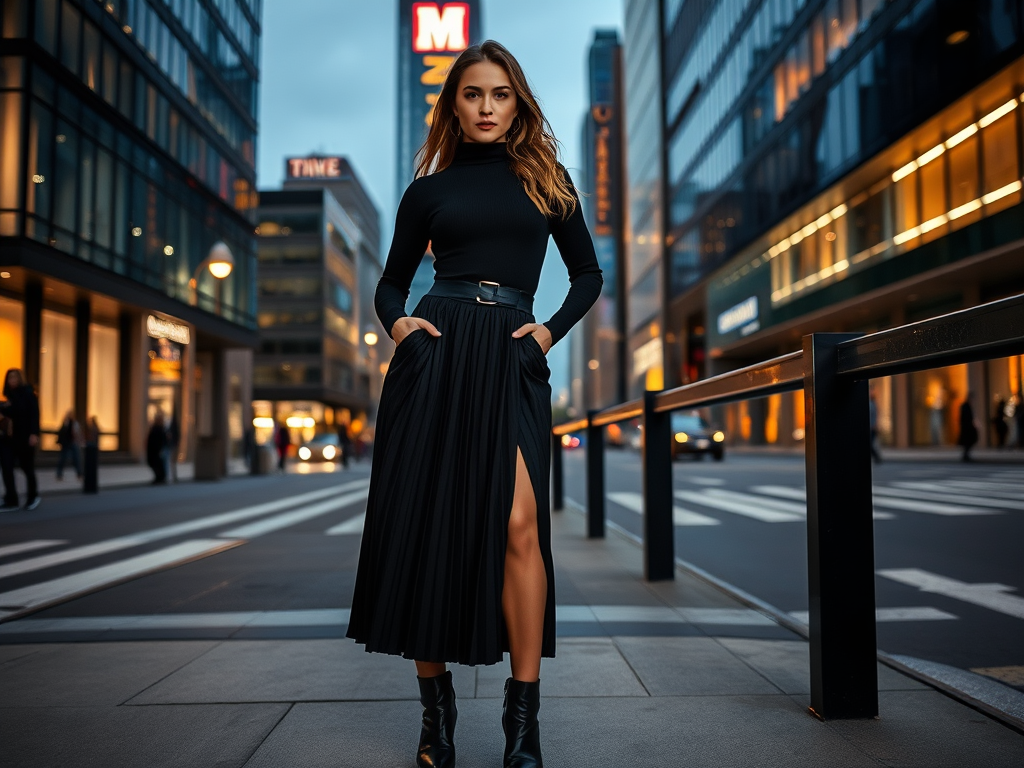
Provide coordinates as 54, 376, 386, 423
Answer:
346, 41, 602, 768
336, 423, 352, 468
868, 390, 881, 464
55, 410, 83, 480
991, 395, 1008, 448
0, 369, 41, 511
146, 412, 168, 484
957, 392, 978, 462
273, 421, 290, 472
1016, 391, 1024, 449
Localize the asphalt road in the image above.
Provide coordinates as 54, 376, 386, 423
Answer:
562, 448, 1024, 687
0, 451, 1021, 696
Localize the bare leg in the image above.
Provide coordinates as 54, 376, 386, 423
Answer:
415, 660, 447, 678
502, 446, 547, 682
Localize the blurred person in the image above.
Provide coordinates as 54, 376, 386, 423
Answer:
166, 411, 180, 482
273, 420, 290, 472
0, 369, 41, 511
146, 412, 168, 484
1016, 391, 1024, 449
346, 41, 602, 768
991, 395, 1008, 448
928, 384, 946, 445
336, 423, 352, 469
957, 392, 978, 462
81, 416, 100, 494
55, 410, 83, 481
868, 389, 881, 464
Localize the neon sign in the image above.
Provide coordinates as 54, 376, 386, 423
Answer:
412, 2, 470, 52
286, 156, 342, 179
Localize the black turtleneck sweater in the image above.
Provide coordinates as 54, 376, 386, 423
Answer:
375, 141, 603, 345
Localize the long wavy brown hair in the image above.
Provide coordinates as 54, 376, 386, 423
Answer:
415, 40, 576, 219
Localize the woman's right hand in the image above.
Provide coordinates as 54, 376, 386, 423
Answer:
392, 316, 442, 345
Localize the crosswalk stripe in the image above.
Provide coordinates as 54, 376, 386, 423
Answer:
788, 606, 958, 624
870, 496, 994, 516
218, 489, 369, 538
674, 490, 803, 522
325, 512, 365, 535
703, 488, 805, 514
877, 568, 1024, 620
687, 478, 725, 486
607, 491, 720, 526
873, 485, 1020, 510
893, 480, 1024, 501
0, 539, 243, 622
0, 481, 367, 580
0, 540, 68, 559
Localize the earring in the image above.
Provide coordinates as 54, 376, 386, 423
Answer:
449, 119, 462, 138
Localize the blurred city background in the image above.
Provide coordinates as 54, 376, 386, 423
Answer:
1, 1, 1024, 764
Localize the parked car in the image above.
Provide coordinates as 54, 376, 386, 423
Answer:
671, 412, 725, 461
297, 433, 343, 462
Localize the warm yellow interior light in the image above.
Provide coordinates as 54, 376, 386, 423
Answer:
209, 261, 232, 278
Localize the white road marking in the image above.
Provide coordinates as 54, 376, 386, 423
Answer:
218, 489, 369, 538
0, 540, 68, 559
0, 481, 367, 580
751, 485, 894, 520
873, 485, 1020, 510
877, 569, 1024, 620
788, 606, 958, 624
607, 491, 720, 526
704, 488, 806, 514
871, 496, 994, 516
893, 480, 1024, 501
325, 512, 365, 535
686, 477, 726, 486
674, 490, 803, 522
0, 539, 242, 621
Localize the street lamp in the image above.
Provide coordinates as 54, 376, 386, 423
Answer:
189, 242, 235, 307
363, 329, 379, 346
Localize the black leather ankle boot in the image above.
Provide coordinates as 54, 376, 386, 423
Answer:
502, 677, 543, 767
417, 671, 457, 768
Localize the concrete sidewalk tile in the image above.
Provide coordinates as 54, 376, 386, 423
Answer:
615, 636, 782, 696
125, 639, 475, 704
0, 703, 287, 768
0, 641, 219, 706
476, 638, 649, 699
824, 690, 1024, 768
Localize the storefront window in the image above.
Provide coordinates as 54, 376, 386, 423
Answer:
39, 310, 75, 445
88, 323, 120, 450
0, 296, 23, 379
948, 134, 980, 230
982, 110, 1020, 215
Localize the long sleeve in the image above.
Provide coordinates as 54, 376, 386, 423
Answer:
375, 180, 431, 338
543, 171, 604, 345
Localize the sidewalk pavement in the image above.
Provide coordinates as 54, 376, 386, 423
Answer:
17, 459, 252, 498
2, 509, 1023, 766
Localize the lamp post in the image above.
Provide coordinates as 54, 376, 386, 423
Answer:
189, 241, 235, 311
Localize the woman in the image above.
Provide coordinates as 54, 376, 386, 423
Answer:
958, 392, 978, 462
0, 369, 41, 511
146, 412, 168, 484
347, 41, 602, 767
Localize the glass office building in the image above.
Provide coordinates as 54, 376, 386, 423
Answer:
0, 0, 260, 471
626, 0, 1024, 448
254, 157, 385, 448
577, 29, 627, 411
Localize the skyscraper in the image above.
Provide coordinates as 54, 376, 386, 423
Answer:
395, 1, 482, 307
0, 0, 261, 472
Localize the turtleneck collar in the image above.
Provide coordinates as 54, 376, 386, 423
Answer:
452, 141, 509, 166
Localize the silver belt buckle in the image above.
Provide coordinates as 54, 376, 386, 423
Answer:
476, 280, 500, 305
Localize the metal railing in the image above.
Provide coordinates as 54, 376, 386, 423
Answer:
550, 292, 1024, 720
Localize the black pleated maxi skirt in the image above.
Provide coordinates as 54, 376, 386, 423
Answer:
347, 293, 555, 666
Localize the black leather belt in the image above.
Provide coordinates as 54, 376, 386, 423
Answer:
427, 279, 534, 313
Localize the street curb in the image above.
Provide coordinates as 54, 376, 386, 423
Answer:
560, 498, 1024, 735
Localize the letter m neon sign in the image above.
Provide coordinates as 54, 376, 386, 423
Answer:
412, 2, 470, 52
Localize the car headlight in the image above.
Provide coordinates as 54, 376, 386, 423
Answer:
298, 446, 311, 460
674, 432, 688, 443
713, 431, 725, 443
322, 445, 337, 460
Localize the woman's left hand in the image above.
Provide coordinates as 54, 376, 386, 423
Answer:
512, 323, 552, 354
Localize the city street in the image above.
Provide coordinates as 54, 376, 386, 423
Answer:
563, 449, 1024, 687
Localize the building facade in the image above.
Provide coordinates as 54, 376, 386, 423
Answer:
395, 0, 482, 310
254, 156, 385, 447
622, 0, 1024, 448
0, 0, 261, 472
577, 29, 627, 411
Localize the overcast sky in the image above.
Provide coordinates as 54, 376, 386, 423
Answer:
257, 0, 624, 399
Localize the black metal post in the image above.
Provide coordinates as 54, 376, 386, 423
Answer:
551, 431, 564, 512
585, 411, 605, 538
803, 333, 878, 719
641, 391, 674, 581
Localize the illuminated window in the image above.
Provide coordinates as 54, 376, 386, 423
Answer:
947, 135, 980, 230
919, 154, 947, 243
39, 310, 75, 435
88, 323, 120, 450
0, 297, 23, 380
982, 110, 1020, 214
